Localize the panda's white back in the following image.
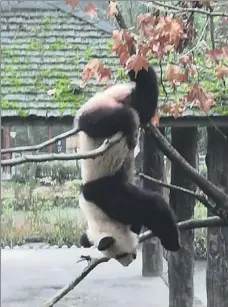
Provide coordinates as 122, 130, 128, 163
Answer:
78, 131, 130, 183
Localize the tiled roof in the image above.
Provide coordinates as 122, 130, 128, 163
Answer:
1, 1, 119, 118
2, 1, 228, 120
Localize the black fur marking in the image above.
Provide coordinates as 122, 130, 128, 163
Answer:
128, 66, 159, 125
80, 232, 92, 248
78, 104, 138, 150
97, 236, 115, 251
82, 172, 180, 252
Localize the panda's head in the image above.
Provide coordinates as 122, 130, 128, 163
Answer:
97, 236, 137, 267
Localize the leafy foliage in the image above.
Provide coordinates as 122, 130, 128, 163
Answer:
76, 1, 228, 124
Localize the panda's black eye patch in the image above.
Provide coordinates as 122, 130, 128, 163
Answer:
98, 236, 115, 251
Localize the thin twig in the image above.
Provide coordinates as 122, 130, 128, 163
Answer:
1, 127, 79, 154
149, 1, 228, 18
1, 135, 123, 167
139, 173, 219, 217
185, 17, 209, 55
42, 216, 228, 307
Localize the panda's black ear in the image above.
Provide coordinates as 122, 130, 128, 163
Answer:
97, 236, 115, 251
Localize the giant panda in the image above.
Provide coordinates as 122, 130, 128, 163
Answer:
75, 66, 181, 266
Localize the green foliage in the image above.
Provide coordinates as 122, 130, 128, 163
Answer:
1, 201, 85, 247
1, 177, 84, 247
14, 161, 81, 184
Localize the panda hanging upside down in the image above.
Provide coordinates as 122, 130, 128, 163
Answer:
74, 65, 181, 266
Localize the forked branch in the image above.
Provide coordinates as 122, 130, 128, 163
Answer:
1, 134, 123, 167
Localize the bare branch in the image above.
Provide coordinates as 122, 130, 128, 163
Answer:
146, 124, 228, 218
148, 1, 228, 18
139, 173, 219, 217
1, 127, 79, 155
185, 16, 209, 55
42, 216, 227, 306
1, 135, 123, 167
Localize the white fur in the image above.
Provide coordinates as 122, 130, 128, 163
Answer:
77, 132, 139, 266
79, 194, 138, 266
76, 87, 140, 266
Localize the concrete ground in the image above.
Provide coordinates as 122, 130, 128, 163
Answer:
1, 247, 206, 307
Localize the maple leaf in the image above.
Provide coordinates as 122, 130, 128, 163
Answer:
98, 66, 112, 83
161, 103, 184, 118
125, 54, 149, 77
81, 59, 112, 87
179, 54, 192, 65
47, 88, 56, 96
112, 30, 135, 65
65, 0, 80, 9
216, 66, 228, 79
84, 3, 98, 18
166, 64, 188, 83
108, 0, 118, 18
138, 13, 156, 38
186, 84, 215, 113
207, 47, 228, 62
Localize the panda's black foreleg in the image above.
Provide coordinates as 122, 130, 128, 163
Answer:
78, 105, 139, 150
82, 178, 181, 252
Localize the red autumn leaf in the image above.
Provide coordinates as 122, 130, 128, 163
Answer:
98, 66, 112, 83
186, 84, 215, 113
125, 54, 149, 77
179, 54, 193, 65
166, 64, 188, 83
84, 3, 98, 18
65, 0, 80, 9
108, 1, 118, 18
161, 103, 184, 119
216, 66, 228, 79
138, 13, 156, 38
207, 47, 228, 62
81, 59, 112, 87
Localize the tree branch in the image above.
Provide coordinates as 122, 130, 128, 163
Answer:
146, 124, 228, 218
1, 127, 79, 155
148, 1, 228, 18
1, 135, 123, 167
42, 216, 228, 307
139, 173, 219, 217
42, 257, 110, 307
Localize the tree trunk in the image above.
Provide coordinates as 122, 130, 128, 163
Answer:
142, 129, 164, 277
168, 127, 197, 307
206, 127, 228, 307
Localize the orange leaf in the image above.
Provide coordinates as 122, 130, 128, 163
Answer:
216, 66, 228, 79
81, 59, 112, 87
84, 3, 98, 18
98, 66, 112, 83
125, 54, 149, 77
65, 0, 80, 9
108, 1, 118, 18
186, 84, 215, 113
166, 64, 188, 83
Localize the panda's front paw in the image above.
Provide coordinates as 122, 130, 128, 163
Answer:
126, 132, 138, 150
